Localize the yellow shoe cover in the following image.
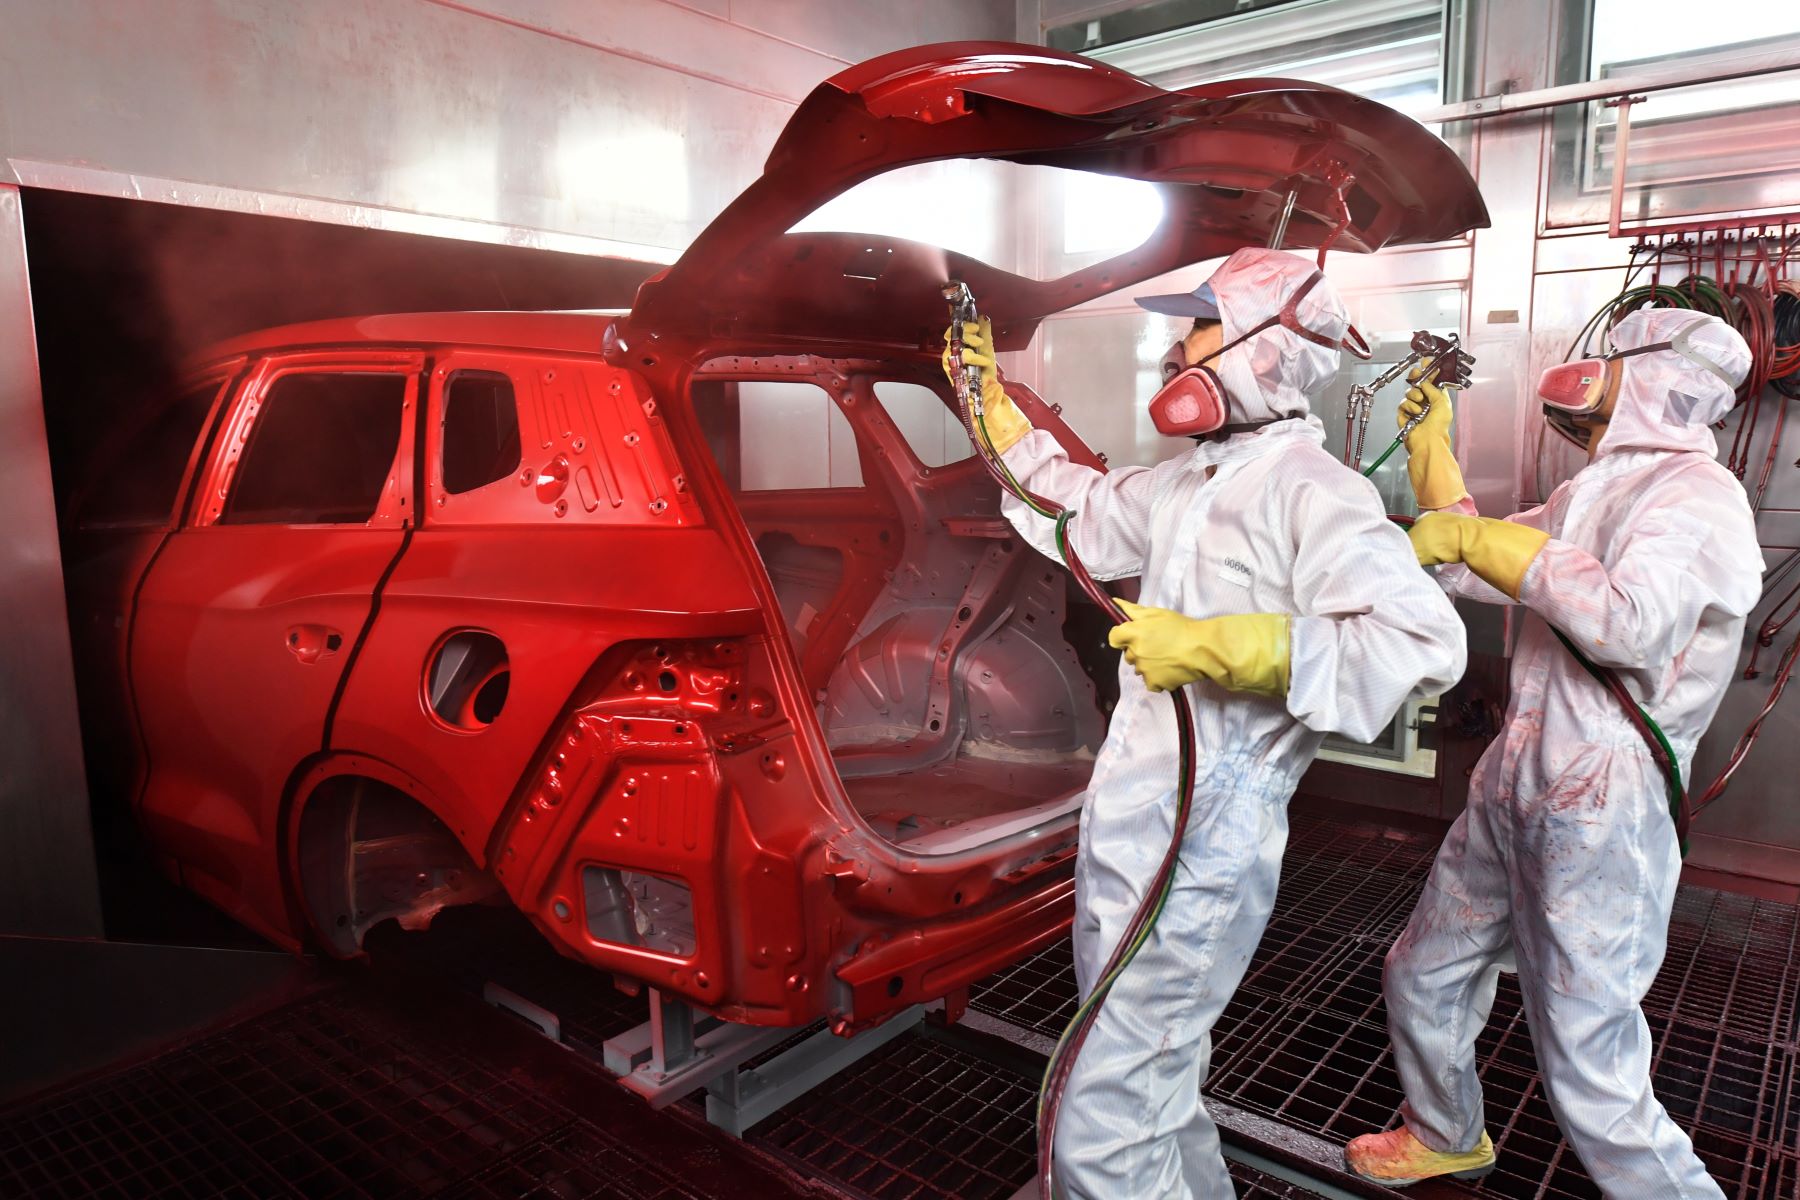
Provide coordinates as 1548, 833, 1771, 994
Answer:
1344, 1127, 1496, 1187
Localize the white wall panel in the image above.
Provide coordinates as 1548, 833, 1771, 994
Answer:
0, 186, 102, 937
0, 0, 1014, 256
730, 0, 1015, 64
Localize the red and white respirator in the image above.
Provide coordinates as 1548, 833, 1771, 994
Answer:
1537, 316, 1736, 448
1148, 270, 1369, 438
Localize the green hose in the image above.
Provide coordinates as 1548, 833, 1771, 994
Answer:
966, 401, 1196, 1200
1384, 515, 1688, 853
1547, 627, 1689, 855
1362, 436, 1402, 478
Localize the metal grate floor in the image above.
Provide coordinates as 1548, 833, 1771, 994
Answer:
0, 991, 722, 1200
750, 1026, 1328, 1200
375, 912, 1338, 1199
970, 811, 1800, 1200
753, 1032, 1038, 1200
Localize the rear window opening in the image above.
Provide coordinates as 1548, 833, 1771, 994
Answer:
221, 372, 406, 525
692, 368, 1112, 855
441, 371, 522, 495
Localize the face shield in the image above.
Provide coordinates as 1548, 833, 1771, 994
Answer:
1538, 316, 1739, 450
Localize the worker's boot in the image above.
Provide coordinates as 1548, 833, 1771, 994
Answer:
1344, 1127, 1496, 1187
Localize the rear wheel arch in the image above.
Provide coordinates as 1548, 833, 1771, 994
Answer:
283, 756, 500, 957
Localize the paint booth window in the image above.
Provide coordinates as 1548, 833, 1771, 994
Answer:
690, 381, 863, 491
441, 371, 521, 494
1548, 0, 1800, 224
874, 382, 974, 468
80, 378, 223, 528
221, 373, 406, 525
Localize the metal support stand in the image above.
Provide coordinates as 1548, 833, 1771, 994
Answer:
601, 988, 792, 1108
600, 988, 928, 1134
705, 1004, 925, 1136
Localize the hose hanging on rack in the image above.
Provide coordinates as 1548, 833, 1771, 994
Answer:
1703, 553, 1800, 811
939, 285, 1198, 1200
1559, 241, 1800, 819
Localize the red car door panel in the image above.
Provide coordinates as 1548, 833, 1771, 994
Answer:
326, 350, 760, 863
130, 351, 421, 941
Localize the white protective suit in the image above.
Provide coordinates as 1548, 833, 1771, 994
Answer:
998, 248, 1468, 1199
1384, 308, 1763, 1198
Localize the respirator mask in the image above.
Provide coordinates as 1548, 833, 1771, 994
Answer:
1537, 316, 1737, 450
1147, 270, 1367, 438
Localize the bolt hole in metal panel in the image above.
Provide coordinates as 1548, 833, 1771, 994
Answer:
969, 811, 1799, 1199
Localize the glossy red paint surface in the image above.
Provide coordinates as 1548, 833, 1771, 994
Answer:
70, 44, 1489, 1030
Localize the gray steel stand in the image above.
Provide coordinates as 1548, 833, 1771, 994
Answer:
704, 1004, 924, 1136
598, 988, 926, 1135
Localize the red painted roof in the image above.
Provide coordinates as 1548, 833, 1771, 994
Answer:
192, 310, 622, 366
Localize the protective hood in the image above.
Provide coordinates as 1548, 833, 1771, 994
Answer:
1594, 309, 1751, 459
1206, 248, 1349, 423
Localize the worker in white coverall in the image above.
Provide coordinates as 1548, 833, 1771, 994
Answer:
1344, 308, 1762, 1196
946, 247, 1467, 1199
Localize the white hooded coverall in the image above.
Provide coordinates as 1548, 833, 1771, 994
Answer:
1384, 309, 1763, 1198
998, 248, 1467, 1199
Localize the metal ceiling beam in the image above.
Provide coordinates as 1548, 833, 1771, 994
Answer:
1415, 45, 1800, 124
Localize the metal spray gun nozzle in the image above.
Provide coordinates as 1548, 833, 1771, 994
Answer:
942, 280, 986, 419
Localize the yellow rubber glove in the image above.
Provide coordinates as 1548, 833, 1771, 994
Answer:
941, 317, 1031, 454
1108, 600, 1291, 698
1397, 364, 1469, 511
1409, 511, 1549, 600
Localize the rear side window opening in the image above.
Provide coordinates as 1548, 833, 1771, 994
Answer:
441, 371, 522, 495
693, 381, 865, 491
872, 381, 974, 469
220, 373, 406, 525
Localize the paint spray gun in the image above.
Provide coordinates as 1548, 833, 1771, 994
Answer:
941, 281, 987, 436
1347, 330, 1475, 476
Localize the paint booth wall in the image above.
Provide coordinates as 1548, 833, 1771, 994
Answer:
0, 0, 1016, 255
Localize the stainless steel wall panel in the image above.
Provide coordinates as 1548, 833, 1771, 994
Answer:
0, 0, 1015, 255
434, 0, 851, 104
729, 0, 1015, 65
0, 185, 102, 937
1691, 543, 1800, 873
0, 0, 794, 255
